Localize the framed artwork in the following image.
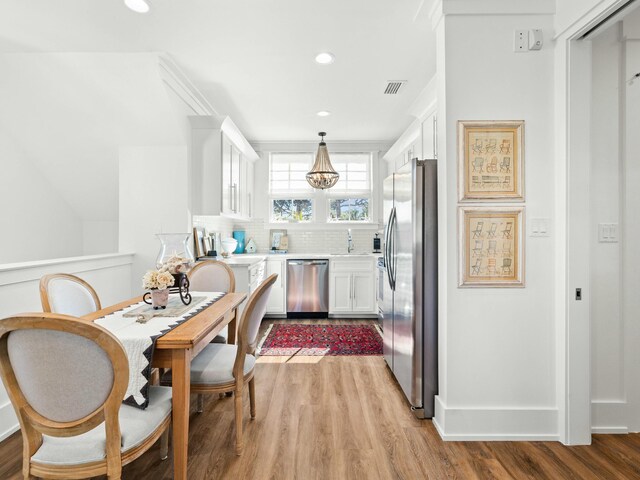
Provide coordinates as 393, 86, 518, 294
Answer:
192, 227, 206, 259
269, 229, 288, 251
458, 120, 524, 202
459, 206, 524, 287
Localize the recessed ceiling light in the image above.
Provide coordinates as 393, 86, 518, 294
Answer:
317, 111, 331, 117
315, 52, 335, 65
124, 0, 150, 13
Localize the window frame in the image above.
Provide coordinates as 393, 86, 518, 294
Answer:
267, 151, 377, 226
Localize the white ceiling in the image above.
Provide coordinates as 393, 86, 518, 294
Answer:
0, 0, 436, 142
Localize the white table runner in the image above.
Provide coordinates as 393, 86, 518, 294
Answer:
96, 291, 225, 408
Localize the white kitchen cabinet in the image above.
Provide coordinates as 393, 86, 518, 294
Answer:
352, 272, 375, 313
222, 134, 249, 218
190, 115, 257, 219
221, 133, 232, 214
241, 156, 254, 219
223, 258, 266, 319
329, 272, 353, 313
422, 113, 437, 160
329, 258, 377, 316
265, 258, 286, 315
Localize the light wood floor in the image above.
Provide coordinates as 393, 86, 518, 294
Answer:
2, 319, 640, 479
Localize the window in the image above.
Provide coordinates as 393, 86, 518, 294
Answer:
268, 152, 374, 224
271, 199, 313, 222
326, 153, 372, 223
328, 198, 370, 221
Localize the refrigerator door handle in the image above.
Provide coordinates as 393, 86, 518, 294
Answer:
384, 207, 393, 289
387, 207, 397, 290
390, 207, 398, 289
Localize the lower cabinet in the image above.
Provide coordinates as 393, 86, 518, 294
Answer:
329, 258, 376, 315
227, 259, 266, 319
329, 272, 352, 313
265, 258, 286, 315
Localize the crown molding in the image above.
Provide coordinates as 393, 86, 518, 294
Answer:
158, 54, 216, 116
249, 140, 394, 154
440, 0, 554, 17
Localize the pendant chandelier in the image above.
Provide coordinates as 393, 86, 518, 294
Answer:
306, 132, 339, 189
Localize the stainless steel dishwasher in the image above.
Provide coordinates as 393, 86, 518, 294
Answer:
286, 259, 329, 318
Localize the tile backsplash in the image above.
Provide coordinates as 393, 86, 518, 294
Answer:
193, 216, 382, 255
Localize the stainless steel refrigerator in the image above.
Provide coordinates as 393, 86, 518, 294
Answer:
382, 158, 438, 418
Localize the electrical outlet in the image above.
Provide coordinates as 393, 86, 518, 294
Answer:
514, 30, 527, 52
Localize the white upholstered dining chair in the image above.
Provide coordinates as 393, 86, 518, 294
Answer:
0, 313, 172, 480
188, 260, 236, 345
162, 273, 277, 455
39, 273, 101, 317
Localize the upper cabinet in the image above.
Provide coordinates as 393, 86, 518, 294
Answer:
190, 115, 258, 220
422, 113, 437, 160
384, 110, 437, 173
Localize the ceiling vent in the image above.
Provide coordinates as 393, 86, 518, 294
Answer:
384, 80, 407, 95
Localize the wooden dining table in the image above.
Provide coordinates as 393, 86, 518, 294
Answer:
83, 292, 247, 480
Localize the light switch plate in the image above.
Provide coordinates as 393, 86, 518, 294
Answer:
530, 218, 551, 237
598, 223, 618, 243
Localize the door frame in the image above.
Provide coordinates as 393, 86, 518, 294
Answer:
557, 0, 634, 445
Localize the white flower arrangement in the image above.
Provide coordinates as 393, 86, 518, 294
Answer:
142, 269, 175, 290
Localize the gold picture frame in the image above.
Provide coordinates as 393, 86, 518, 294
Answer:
458, 120, 524, 202
459, 206, 524, 287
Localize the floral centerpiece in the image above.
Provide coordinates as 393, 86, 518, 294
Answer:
142, 269, 175, 309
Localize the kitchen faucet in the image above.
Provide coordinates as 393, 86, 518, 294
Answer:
347, 229, 354, 253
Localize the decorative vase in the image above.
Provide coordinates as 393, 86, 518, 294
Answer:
155, 233, 195, 269
233, 230, 246, 254
150, 288, 170, 310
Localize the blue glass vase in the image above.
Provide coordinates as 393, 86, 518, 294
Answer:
232, 231, 245, 254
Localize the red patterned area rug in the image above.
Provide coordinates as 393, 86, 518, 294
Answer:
258, 324, 383, 356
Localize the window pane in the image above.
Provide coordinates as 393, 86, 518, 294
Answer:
270, 153, 313, 193
330, 153, 371, 192
328, 198, 370, 222
271, 199, 313, 222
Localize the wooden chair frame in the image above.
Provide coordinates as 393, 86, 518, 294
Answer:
188, 274, 277, 455
0, 313, 170, 480
188, 260, 236, 293
39, 273, 102, 313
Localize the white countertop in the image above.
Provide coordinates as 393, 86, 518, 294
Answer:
214, 252, 380, 267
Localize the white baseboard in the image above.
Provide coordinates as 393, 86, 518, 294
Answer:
591, 400, 629, 434
0, 401, 18, 442
433, 396, 559, 441
591, 426, 628, 434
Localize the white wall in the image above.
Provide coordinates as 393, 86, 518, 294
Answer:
119, 146, 190, 292
83, 220, 118, 256
0, 253, 134, 440
0, 132, 83, 263
433, 6, 557, 440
